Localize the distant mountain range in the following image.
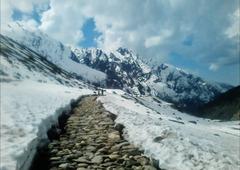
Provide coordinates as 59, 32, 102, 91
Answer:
1, 22, 234, 112
73, 47, 232, 111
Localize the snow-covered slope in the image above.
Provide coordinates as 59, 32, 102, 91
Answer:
0, 33, 96, 170
2, 23, 106, 85
99, 91, 240, 170
0, 34, 86, 87
73, 47, 231, 110
0, 80, 93, 170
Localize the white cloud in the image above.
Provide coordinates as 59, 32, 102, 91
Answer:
209, 63, 219, 71
96, 29, 123, 52
39, 0, 88, 46
74, 0, 238, 67
225, 8, 240, 38
0, 0, 49, 30
18, 19, 38, 31
145, 36, 162, 48
144, 30, 173, 48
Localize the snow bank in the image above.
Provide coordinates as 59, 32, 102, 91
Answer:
0, 81, 92, 170
99, 93, 240, 170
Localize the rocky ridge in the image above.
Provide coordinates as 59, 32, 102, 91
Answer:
73, 47, 232, 111
2, 23, 232, 111
46, 96, 159, 170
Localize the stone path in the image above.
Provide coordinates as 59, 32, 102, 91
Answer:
48, 96, 158, 170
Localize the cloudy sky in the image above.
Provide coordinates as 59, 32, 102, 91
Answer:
1, 0, 239, 85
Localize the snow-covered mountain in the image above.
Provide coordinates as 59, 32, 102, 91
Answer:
1, 24, 239, 170
2, 23, 106, 85
1, 23, 232, 111
73, 47, 152, 92
73, 47, 232, 111
149, 63, 232, 110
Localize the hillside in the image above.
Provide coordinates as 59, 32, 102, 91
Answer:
1, 23, 106, 85
0, 34, 85, 87
199, 86, 240, 120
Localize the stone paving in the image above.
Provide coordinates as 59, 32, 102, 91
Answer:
48, 96, 158, 170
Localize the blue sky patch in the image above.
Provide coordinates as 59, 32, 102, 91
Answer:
169, 52, 205, 75
79, 18, 101, 48
12, 9, 23, 20
12, 5, 47, 24
182, 34, 194, 46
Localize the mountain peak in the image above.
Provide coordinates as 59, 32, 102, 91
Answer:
2, 24, 232, 111
156, 63, 189, 75
114, 47, 139, 61
116, 47, 133, 55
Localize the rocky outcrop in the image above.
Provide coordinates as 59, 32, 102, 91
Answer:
47, 96, 158, 170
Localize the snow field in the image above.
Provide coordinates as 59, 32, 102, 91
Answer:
0, 81, 93, 170
99, 92, 240, 170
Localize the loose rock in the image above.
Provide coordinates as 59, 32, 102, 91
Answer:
91, 155, 103, 164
